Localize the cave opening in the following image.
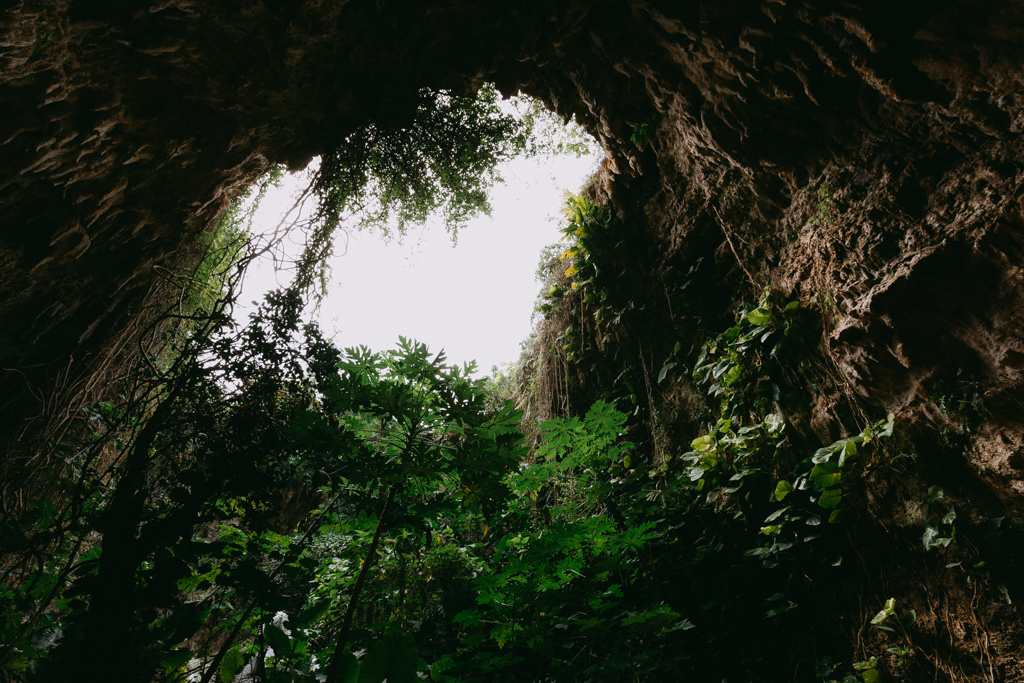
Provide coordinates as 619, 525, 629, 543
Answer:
234, 133, 603, 377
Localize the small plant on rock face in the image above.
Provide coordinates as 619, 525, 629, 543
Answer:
630, 122, 651, 148
811, 182, 832, 226
33, 30, 54, 56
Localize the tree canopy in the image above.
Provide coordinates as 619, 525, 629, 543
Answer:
292, 84, 592, 292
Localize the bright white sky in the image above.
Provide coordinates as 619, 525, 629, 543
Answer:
240, 148, 604, 376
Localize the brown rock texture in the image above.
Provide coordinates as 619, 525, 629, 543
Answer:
3, 0, 1024, 678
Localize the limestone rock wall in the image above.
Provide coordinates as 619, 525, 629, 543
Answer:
524, 1, 1024, 677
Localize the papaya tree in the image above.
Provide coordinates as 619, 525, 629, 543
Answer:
4, 288, 522, 683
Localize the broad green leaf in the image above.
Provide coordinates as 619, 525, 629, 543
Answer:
700, 451, 718, 470
922, 485, 944, 504
763, 412, 784, 434
774, 480, 793, 501
818, 487, 843, 509
809, 461, 842, 488
657, 361, 676, 384
722, 364, 743, 387
334, 652, 360, 683
296, 599, 332, 629
745, 307, 772, 325
875, 413, 895, 438
922, 526, 953, 550
265, 623, 291, 659
811, 443, 840, 463
219, 646, 245, 683
871, 598, 895, 624
690, 434, 715, 452
430, 655, 457, 682
942, 506, 957, 525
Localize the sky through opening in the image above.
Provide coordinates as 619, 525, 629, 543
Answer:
240, 147, 604, 375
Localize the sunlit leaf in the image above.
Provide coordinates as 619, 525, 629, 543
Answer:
809, 461, 841, 488
691, 435, 715, 452
942, 506, 957, 525
745, 307, 772, 326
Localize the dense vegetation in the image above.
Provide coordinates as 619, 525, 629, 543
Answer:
0, 219, 909, 683
0, 86, 992, 683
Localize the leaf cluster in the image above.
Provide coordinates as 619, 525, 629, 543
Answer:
295, 84, 581, 293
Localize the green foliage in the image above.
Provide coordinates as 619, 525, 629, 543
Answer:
314, 85, 526, 241
927, 368, 987, 463
150, 164, 285, 375
870, 597, 916, 639
808, 181, 832, 226
32, 30, 54, 56
6, 271, 911, 683
505, 95, 596, 159
537, 192, 636, 363
1, 288, 526, 682
437, 400, 675, 681
296, 85, 592, 293
358, 627, 420, 683
685, 290, 895, 578
629, 122, 651, 148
